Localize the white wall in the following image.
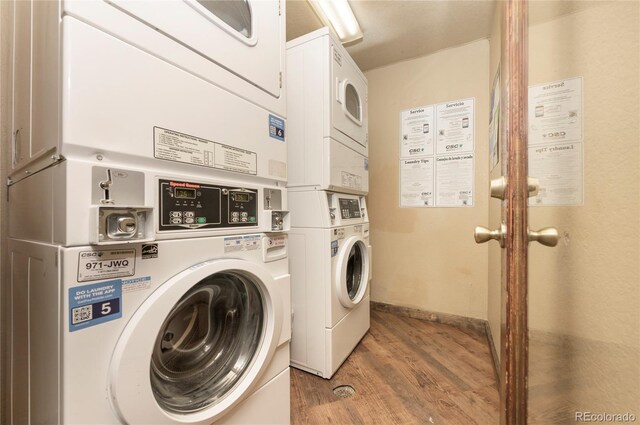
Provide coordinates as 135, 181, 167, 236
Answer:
366, 39, 490, 320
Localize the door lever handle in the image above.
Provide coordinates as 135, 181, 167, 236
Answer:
474, 224, 506, 248
528, 227, 559, 247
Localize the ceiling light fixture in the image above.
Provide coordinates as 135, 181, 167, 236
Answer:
309, 0, 363, 44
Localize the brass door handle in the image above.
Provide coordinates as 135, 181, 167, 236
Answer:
528, 227, 559, 247
474, 224, 506, 248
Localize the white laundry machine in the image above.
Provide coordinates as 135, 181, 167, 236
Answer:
8, 234, 291, 424
7, 157, 291, 423
286, 27, 369, 195
10, 0, 287, 184
288, 191, 371, 378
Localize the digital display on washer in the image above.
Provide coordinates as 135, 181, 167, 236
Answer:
174, 187, 196, 199
232, 192, 250, 202
339, 198, 361, 219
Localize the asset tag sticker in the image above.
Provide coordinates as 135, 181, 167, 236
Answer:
77, 249, 136, 282
269, 115, 285, 142
69, 279, 122, 332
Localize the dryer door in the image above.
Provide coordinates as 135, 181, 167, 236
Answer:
335, 236, 370, 308
107, 0, 282, 97
109, 259, 283, 424
331, 45, 368, 150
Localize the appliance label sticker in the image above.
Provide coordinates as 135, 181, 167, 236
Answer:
331, 240, 339, 257
224, 235, 262, 253
269, 115, 285, 142
77, 249, 136, 282
154, 127, 257, 175
122, 276, 152, 293
68, 279, 122, 332
266, 235, 287, 248
334, 228, 345, 240
141, 244, 158, 259
341, 171, 362, 190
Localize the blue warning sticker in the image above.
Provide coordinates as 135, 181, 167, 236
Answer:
69, 279, 122, 332
331, 240, 339, 257
269, 114, 285, 141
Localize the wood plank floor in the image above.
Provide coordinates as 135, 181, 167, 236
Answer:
291, 309, 499, 424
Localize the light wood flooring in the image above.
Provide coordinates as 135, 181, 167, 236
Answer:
291, 309, 499, 424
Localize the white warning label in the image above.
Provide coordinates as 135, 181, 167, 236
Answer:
224, 235, 262, 253
154, 127, 257, 175
341, 171, 362, 190
77, 249, 136, 282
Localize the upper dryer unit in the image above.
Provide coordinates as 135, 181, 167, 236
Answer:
10, 0, 287, 185
286, 28, 369, 195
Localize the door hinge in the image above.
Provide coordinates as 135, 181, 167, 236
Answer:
279, 72, 282, 89
279, 0, 281, 16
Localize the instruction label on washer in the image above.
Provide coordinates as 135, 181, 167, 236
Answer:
69, 279, 122, 332
154, 127, 257, 175
224, 235, 261, 252
266, 235, 286, 248
77, 249, 136, 282
341, 171, 362, 190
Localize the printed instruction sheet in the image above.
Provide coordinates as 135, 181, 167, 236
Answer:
528, 77, 584, 206
399, 98, 475, 207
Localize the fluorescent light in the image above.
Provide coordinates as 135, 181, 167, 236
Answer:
309, 0, 363, 43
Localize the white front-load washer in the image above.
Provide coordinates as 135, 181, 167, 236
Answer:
11, 0, 287, 184
286, 27, 369, 195
288, 191, 371, 378
8, 234, 291, 424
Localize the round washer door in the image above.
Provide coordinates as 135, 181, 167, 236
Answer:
109, 259, 283, 425
335, 236, 370, 308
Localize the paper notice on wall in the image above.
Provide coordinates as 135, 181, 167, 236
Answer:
529, 77, 582, 145
400, 106, 435, 158
399, 98, 475, 208
436, 98, 475, 155
400, 157, 434, 207
435, 154, 474, 207
528, 77, 584, 206
529, 143, 583, 206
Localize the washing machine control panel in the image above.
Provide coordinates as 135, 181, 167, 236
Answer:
338, 198, 361, 219
159, 179, 258, 231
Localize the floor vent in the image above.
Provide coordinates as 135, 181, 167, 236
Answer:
332, 385, 356, 398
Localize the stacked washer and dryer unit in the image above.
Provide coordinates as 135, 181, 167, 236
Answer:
8, 1, 291, 424
286, 28, 372, 379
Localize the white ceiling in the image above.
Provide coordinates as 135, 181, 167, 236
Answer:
286, 0, 606, 72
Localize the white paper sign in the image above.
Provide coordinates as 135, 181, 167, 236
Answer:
400, 106, 435, 158
436, 98, 475, 155
529, 77, 582, 145
400, 157, 434, 207
435, 154, 474, 207
529, 142, 583, 206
